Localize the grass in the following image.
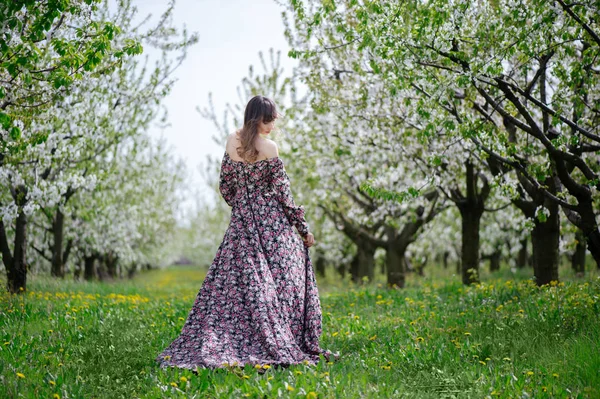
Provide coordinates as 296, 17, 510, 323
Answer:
0, 264, 599, 398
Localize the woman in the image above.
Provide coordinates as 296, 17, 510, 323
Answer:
156, 95, 336, 371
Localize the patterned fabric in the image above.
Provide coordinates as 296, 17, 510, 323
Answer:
156, 152, 335, 370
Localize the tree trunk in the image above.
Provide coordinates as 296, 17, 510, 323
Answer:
386, 245, 407, 288
337, 261, 346, 278
531, 203, 560, 285
51, 209, 65, 278
443, 251, 449, 269
578, 202, 600, 269
74, 261, 81, 280
416, 259, 426, 276
6, 209, 28, 294
562, 196, 600, 269
517, 238, 528, 269
460, 207, 481, 285
351, 244, 375, 284
489, 251, 501, 272
585, 230, 600, 268
350, 254, 358, 280
452, 161, 488, 285
127, 263, 137, 279
2, 186, 29, 294
84, 255, 96, 281
105, 252, 118, 279
571, 229, 586, 276
97, 259, 108, 281
315, 255, 326, 278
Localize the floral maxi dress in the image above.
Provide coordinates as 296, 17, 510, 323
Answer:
156, 152, 334, 370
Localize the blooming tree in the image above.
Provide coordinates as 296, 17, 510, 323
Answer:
284, 0, 600, 284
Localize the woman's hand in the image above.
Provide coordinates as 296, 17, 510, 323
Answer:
302, 232, 315, 247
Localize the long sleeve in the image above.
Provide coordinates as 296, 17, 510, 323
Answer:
270, 158, 310, 238
219, 155, 236, 207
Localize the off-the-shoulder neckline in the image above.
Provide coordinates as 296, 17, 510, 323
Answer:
224, 151, 280, 165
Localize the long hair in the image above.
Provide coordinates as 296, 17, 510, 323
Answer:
236, 96, 278, 162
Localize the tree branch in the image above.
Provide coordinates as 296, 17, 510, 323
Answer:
556, 0, 600, 48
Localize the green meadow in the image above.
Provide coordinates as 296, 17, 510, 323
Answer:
1, 266, 599, 398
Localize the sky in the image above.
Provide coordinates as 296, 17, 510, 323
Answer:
133, 0, 296, 203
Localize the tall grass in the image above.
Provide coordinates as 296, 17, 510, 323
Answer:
1, 264, 598, 398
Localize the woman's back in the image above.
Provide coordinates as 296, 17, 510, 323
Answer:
225, 131, 279, 164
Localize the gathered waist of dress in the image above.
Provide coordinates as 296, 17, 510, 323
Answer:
232, 189, 277, 205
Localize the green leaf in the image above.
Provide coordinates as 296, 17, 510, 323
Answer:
9, 126, 21, 140
0, 111, 11, 129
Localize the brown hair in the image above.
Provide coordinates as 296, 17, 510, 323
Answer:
236, 96, 278, 162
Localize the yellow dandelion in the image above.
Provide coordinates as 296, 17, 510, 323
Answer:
242, 375, 250, 379
58, 363, 63, 367
479, 361, 486, 366
552, 373, 559, 378
464, 332, 471, 336
381, 365, 391, 370
48, 330, 53, 333
49, 380, 56, 386
4, 341, 10, 345
16, 372, 25, 379
262, 364, 271, 370
179, 376, 187, 383
369, 335, 377, 341
178, 317, 184, 321
53, 394, 60, 399
170, 382, 178, 387
163, 355, 171, 360
416, 336, 424, 343
526, 371, 534, 376
306, 392, 318, 399
542, 386, 547, 392
485, 357, 491, 361
286, 385, 295, 391
295, 370, 303, 375
254, 364, 262, 369
354, 315, 359, 320
332, 332, 339, 337
503, 357, 511, 361
267, 376, 273, 381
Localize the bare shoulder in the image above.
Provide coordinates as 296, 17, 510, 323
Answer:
227, 131, 239, 143
226, 132, 239, 150
259, 138, 279, 159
